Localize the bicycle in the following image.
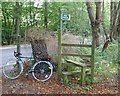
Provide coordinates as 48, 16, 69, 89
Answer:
2, 51, 53, 82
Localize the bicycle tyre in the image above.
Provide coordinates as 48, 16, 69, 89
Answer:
3, 58, 23, 79
32, 61, 53, 82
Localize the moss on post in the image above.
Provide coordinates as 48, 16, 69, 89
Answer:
58, 31, 62, 80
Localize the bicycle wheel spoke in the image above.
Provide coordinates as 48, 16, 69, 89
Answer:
3, 59, 23, 79
32, 61, 53, 82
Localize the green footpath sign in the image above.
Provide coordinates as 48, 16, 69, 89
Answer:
62, 13, 70, 21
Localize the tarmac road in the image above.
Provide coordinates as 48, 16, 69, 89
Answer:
0, 44, 32, 67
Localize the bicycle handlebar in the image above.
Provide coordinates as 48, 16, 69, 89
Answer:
14, 51, 33, 59
14, 51, 22, 57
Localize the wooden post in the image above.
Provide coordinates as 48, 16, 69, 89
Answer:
91, 31, 95, 84
58, 9, 62, 80
80, 67, 85, 86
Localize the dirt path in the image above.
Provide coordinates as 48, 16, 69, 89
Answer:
1, 73, 119, 95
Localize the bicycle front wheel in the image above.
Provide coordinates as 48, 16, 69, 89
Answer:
32, 61, 53, 82
3, 59, 23, 79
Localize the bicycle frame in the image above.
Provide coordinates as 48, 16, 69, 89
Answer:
14, 51, 34, 67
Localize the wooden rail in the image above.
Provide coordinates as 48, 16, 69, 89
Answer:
62, 71, 81, 75
62, 43, 92, 47
62, 53, 92, 57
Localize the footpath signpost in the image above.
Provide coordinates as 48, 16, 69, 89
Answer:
61, 13, 71, 21
58, 8, 70, 80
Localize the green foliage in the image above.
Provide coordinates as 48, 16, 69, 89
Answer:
95, 40, 118, 66
78, 47, 91, 55
1, 2, 92, 45
1, 2, 111, 45
64, 76, 69, 84
62, 40, 118, 85
95, 40, 118, 80
85, 75, 92, 84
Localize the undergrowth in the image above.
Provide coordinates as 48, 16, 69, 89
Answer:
63, 40, 118, 85
95, 40, 118, 82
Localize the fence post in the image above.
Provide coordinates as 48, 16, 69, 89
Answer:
58, 9, 62, 80
91, 31, 95, 84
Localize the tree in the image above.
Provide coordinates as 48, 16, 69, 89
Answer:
113, 1, 120, 39
86, 0, 102, 47
116, 4, 120, 38
109, 1, 120, 41
1, 2, 16, 45
102, 1, 120, 52
101, 1, 109, 40
15, 2, 22, 53
44, 0, 48, 30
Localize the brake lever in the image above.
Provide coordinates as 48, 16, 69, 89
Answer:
14, 51, 22, 57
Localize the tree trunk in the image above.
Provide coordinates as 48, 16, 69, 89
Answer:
113, 2, 120, 39
102, 1, 120, 52
109, 1, 114, 41
86, 1, 95, 24
29, 1, 33, 26
1, 3, 7, 27
44, 0, 48, 31
15, 2, 22, 53
116, 9, 120, 38
101, 1, 109, 40
30, 39, 48, 62
109, 1, 120, 41
95, 1, 102, 47
86, 1, 102, 47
